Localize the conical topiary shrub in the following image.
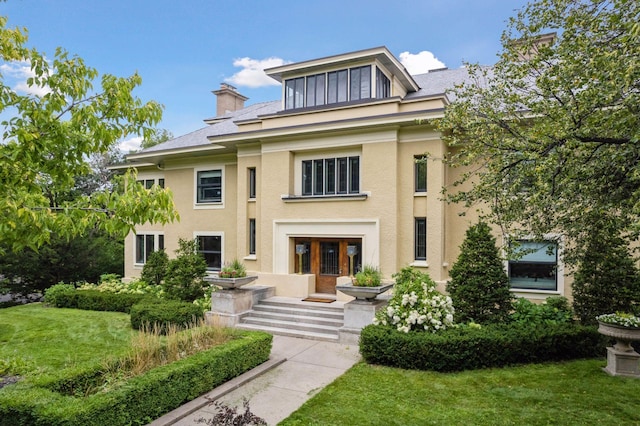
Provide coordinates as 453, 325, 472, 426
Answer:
447, 222, 513, 324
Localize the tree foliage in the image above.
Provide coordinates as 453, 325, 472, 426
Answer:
447, 222, 513, 324
572, 229, 640, 324
440, 0, 640, 264
0, 16, 178, 252
140, 128, 173, 150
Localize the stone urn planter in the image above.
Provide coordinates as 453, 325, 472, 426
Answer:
597, 321, 640, 352
597, 319, 640, 378
204, 275, 258, 290
336, 281, 394, 301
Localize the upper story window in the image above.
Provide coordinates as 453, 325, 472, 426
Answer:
302, 156, 360, 196
137, 178, 165, 189
248, 167, 257, 199
197, 170, 222, 203
415, 155, 427, 193
285, 65, 388, 110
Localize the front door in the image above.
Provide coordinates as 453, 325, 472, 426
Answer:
294, 238, 362, 294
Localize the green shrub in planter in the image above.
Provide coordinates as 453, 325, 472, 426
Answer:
360, 322, 604, 372
130, 300, 204, 333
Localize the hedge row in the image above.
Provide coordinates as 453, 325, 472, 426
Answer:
51, 289, 150, 313
0, 331, 272, 426
360, 322, 605, 372
130, 300, 204, 333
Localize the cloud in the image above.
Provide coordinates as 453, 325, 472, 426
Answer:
118, 136, 143, 153
399, 51, 446, 74
0, 60, 51, 97
224, 57, 289, 88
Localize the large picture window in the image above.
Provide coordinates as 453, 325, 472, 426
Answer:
197, 170, 222, 203
508, 240, 558, 291
302, 156, 360, 196
135, 233, 164, 264
197, 235, 222, 270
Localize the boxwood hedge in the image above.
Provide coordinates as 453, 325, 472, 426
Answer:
360, 322, 605, 372
0, 331, 272, 426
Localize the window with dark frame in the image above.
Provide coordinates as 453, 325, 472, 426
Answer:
135, 233, 164, 264
508, 240, 558, 291
197, 235, 222, 270
302, 156, 360, 196
415, 155, 427, 193
414, 218, 427, 261
285, 65, 387, 110
197, 170, 222, 203
248, 168, 256, 199
249, 219, 256, 255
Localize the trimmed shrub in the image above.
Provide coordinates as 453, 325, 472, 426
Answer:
53, 289, 150, 313
0, 331, 272, 426
447, 222, 513, 324
162, 238, 208, 302
141, 250, 169, 286
572, 231, 640, 325
510, 296, 573, 325
130, 300, 204, 333
360, 322, 604, 372
43, 283, 76, 306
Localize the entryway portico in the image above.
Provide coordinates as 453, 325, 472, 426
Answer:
272, 219, 379, 297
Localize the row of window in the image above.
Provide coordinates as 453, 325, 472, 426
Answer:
284, 66, 391, 110
135, 227, 256, 270
302, 156, 360, 196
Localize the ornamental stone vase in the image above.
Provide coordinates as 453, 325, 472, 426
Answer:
335, 281, 394, 302
204, 275, 258, 290
597, 321, 640, 378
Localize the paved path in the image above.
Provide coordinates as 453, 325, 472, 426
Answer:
149, 335, 361, 426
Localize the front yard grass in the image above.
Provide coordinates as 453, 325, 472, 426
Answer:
282, 359, 640, 425
0, 303, 134, 376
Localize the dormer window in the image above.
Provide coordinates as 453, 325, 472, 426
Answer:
284, 65, 389, 110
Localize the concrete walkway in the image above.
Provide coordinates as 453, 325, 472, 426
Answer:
149, 335, 362, 426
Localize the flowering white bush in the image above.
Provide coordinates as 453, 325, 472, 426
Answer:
373, 267, 454, 333
78, 275, 164, 298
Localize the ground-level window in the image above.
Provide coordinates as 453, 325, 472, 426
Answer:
249, 219, 256, 255
197, 235, 222, 270
302, 156, 360, 196
196, 170, 222, 203
135, 233, 164, 264
414, 218, 427, 260
508, 240, 558, 291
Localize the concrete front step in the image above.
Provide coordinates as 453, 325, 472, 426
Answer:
237, 323, 340, 342
238, 296, 345, 342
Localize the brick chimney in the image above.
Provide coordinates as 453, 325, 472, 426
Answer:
213, 83, 248, 116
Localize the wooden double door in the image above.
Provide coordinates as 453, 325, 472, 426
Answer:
294, 238, 362, 294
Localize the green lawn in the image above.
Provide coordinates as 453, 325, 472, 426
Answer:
281, 359, 640, 426
0, 303, 134, 376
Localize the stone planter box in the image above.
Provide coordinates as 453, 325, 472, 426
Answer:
204, 275, 258, 290
336, 281, 394, 301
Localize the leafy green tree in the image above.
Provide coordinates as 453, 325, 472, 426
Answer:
163, 239, 208, 302
447, 222, 513, 324
572, 228, 640, 325
0, 16, 178, 253
440, 0, 640, 265
140, 128, 174, 150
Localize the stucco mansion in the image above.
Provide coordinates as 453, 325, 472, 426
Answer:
124, 46, 563, 303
